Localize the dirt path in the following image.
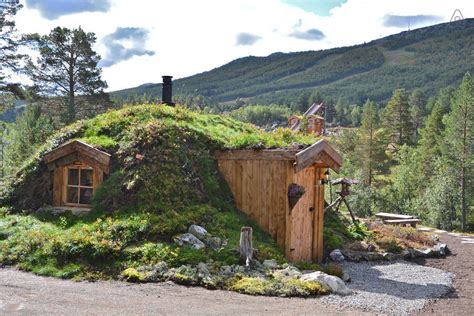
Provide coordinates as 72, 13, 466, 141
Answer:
0, 268, 368, 315
415, 232, 474, 315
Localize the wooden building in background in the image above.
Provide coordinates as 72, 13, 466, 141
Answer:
289, 102, 325, 136
216, 140, 342, 263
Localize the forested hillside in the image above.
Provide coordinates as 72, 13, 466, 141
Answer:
112, 19, 474, 107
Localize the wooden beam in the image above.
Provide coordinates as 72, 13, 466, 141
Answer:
43, 140, 111, 172
215, 150, 298, 161
73, 141, 111, 166
294, 140, 342, 173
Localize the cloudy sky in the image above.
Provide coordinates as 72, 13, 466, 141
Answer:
15, 0, 473, 91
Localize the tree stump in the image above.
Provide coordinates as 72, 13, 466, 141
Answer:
239, 226, 253, 266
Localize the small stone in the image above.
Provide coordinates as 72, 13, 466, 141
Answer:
300, 271, 352, 295
367, 243, 377, 252
220, 265, 233, 276
197, 262, 209, 276
330, 249, 345, 262
188, 225, 208, 240
401, 249, 412, 259
382, 252, 397, 261
263, 259, 279, 270
433, 243, 449, 256
174, 233, 205, 249
207, 236, 224, 250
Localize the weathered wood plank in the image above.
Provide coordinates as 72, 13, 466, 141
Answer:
233, 160, 243, 210
313, 167, 325, 263
268, 161, 278, 240
261, 160, 271, 233
375, 212, 414, 220
285, 162, 294, 260
53, 168, 62, 206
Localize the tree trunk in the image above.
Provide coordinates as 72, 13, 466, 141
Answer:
239, 226, 253, 266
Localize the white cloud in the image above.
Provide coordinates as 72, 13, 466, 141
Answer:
15, 0, 474, 91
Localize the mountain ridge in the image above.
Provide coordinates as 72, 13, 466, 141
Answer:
111, 19, 474, 105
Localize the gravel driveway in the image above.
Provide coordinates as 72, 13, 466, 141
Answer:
322, 261, 453, 315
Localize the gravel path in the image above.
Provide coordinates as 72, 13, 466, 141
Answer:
322, 261, 453, 315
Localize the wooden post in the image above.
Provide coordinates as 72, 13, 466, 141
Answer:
239, 226, 253, 266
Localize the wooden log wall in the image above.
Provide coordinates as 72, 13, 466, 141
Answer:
217, 157, 326, 262
217, 159, 290, 248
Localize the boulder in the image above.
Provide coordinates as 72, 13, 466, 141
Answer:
330, 249, 345, 262
300, 271, 352, 295
188, 225, 208, 240
174, 233, 206, 249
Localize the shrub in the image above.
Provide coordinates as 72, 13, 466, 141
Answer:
230, 277, 326, 297
375, 237, 403, 253
122, 268, 145, 282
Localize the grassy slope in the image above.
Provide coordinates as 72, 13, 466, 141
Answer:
112, 19, 474, 105
0, 104, 319, 280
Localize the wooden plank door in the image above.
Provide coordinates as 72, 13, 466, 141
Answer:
286, 167, 315, 262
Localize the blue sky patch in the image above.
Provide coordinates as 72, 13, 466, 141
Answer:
282, 0, 347, 16
26, 0, 111, 20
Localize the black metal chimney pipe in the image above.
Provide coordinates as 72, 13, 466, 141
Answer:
162, 75, 174, 106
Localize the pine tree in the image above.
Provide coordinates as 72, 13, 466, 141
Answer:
0, 0, 24, 101
409, 89, 426, 141
443, 72, 474, 231
418, 103, 444, 177
357, 100, 388, 185
382, 89, 414, 146
26, 27, 110, 124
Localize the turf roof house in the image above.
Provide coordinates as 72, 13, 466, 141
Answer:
288, 102, 325, 136
40, 77, 342, 263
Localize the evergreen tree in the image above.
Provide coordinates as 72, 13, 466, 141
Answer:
308, 89, 323, 106
5, 104, 55, 172
382, 89, 414, 146
409, 89, 426, 141
417, 102, 444, 177
26, 27, 110, 124
443, 72, 474, 231
0, 0, 24, 102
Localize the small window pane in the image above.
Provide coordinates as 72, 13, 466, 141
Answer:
67, 187, 79, 204
80, 169, 93, 187
68, 169, 79, 185
79, 188, 93, 205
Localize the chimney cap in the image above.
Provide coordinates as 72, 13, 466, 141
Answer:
162, 75, 173, 82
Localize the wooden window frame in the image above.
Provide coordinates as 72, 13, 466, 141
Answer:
62, 163, 95, 207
